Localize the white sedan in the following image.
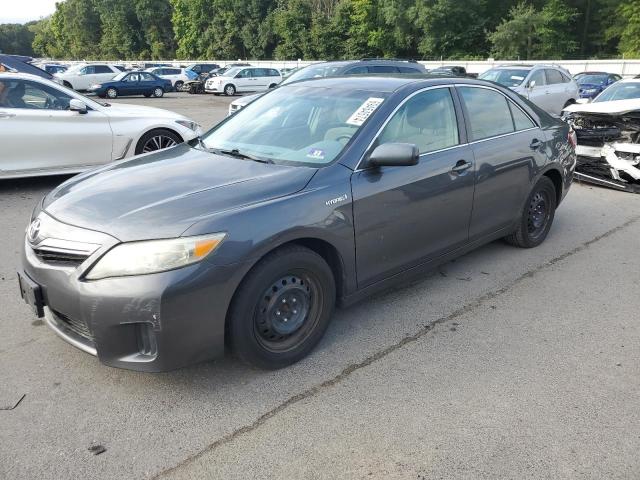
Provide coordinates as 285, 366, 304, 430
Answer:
0, 72, 202, 179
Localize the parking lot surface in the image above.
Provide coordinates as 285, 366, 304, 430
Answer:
1, 94, 639, 479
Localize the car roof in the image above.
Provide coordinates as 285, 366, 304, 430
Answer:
619, 78, 640, 83
284, 74, 488, 92
576, 71, 610, 75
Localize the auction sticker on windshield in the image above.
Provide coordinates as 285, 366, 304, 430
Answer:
346, 97, 385, 126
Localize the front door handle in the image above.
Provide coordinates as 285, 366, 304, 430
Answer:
451, 160, 472, 174
530, 139, 542, 150
0, 112, 16, 119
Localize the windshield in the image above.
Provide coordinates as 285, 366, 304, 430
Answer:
112, 72, 128, 81
200, 86, 388, 166
64, 64, 85, 74
576, 74, 608, 85
594, 82, 640, 102
479, 68, 530, 87
222, 67, 241, 77
282, 64, 347, 85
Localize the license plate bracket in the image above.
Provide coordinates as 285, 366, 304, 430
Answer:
17, 272, 45, 318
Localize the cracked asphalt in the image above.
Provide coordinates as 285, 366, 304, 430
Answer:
1, 94, 639, 479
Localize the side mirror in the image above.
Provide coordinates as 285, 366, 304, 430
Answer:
528, 80, 536, 89
368, 143, 419, 168
69, 99, 88, 114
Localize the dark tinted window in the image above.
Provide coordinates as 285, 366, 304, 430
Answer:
345, 66, 368, 75
369, 65, 398, 74
459, 87, 514, 141
398, 66, 420, 73
545, 69, 564, 85
167, 68, 181, 75
94, 65, 113, 74
509, 102, 535, 131
378, 88, 459, 154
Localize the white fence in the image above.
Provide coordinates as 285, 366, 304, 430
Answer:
47, 58, 640, 77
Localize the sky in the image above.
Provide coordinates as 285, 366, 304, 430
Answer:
0, 0, 59, 24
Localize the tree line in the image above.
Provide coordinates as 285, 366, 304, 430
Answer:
0, 0, 639, 61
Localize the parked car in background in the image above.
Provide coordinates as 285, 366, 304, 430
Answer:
87, 71, 172, 99
479, 64, 578, 115
573, 71, 622, 101
428, 65, 477, 77
186, 63, 220, 79
55, 63, 121, 91
17, 75, 574, 372
0, 54, 62, 84
0, 72, 202, 179
205, 66, 282, 95
37, 63, 68, 75
145, 67, 197, 90
228, 59, 428, 114
562, 78, 640, 192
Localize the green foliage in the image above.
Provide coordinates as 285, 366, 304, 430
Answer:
0, 22, 35, 55
1, 0, 638, 60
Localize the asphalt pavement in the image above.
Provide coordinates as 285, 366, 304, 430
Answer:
1, 93, 639, 479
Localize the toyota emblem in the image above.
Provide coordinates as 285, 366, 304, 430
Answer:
27, 218, 41, 243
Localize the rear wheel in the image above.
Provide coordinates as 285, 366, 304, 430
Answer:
153, 87, 164, 98
134, 129, 182, 155
228, 245, 336, 369
504, 176, 557, 248
106, 87, 118, 99
175, 80, 184, 90
224, 84, 236, 96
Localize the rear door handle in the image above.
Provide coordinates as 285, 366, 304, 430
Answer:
530, 139, 542, 150
0, 112, 15, 119
451, 160, 472, 174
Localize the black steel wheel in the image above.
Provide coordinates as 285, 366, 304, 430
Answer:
228, 245, 336, 369
505, 176, 557, 248
134, 129, 182, 155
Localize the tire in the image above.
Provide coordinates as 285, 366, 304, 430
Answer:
228, 245, 336, 369
224, 83, 236, 96
143, 92, 151, 98
504, 176, 557, 248
134, 128, 182, 155
106, 87, 118, 99
153, 87, 164, 98
175, 80, 184, 90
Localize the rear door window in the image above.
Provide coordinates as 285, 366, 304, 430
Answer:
369, 65, 399, 74
94, 65, 113, 74
459, 87, 515, 141
345, 66, 368, 75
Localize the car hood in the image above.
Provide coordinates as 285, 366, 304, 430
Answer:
98, 102, 186, 120
43, 144, 317, 241
232, 92, 264, 107
563, 98, 640, 115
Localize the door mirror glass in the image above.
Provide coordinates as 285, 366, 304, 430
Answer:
528, 80, 536, 89
69, 99, 88, 114
368, 143, 419, 167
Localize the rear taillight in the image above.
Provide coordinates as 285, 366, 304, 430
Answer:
568, 129, 577, 149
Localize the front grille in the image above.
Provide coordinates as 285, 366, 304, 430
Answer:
51, 309, 94, 343
33, 247, 89, 267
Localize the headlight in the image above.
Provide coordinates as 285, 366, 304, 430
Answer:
85, 233, 226, 280
175, 119, 201, 132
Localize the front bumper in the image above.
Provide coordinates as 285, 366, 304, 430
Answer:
21, 214, 251, 371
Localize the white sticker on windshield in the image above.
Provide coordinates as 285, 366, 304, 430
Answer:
511, 75, 525, 81
346, 97, 385, 126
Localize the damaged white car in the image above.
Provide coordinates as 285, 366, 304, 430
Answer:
563, 79, 640, 193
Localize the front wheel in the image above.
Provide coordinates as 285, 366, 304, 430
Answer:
224, 84, 236, 96
228, 245, 336, 369
504, 176, 557, 248
134, 128, 182, 154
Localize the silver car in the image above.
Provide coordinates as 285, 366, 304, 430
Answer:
479, 64, 579, 116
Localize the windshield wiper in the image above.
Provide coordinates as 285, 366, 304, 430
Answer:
218, 148, 274, 164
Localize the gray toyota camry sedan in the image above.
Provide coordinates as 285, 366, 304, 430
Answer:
18, 76, 576, 371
